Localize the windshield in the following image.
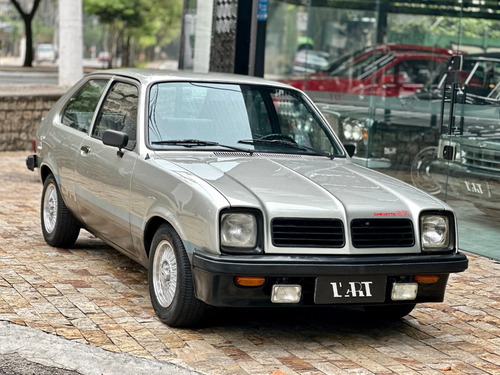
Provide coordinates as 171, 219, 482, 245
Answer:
147, 82, 344, 156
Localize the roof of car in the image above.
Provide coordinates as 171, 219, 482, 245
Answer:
377, 44, 455, 56
88, 68, 293, 89
462, 52, 500, 60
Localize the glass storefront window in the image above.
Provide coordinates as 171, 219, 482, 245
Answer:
268, 1, 499, 260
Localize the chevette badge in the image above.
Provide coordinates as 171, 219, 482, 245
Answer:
374, 210, 409, 217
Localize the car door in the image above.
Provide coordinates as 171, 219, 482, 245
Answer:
75, 79, 139, 255
51, 78, 109, 216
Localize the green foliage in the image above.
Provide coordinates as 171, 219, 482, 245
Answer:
33, 19, 53, 43
83, 0, 183, 65
389, 15, 500, 45
83, 0, 145, 25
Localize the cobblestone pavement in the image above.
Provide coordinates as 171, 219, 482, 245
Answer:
1, 151, 499, 375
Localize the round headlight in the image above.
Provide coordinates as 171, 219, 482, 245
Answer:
343, 123, 353, 140
351, 124, 363, 141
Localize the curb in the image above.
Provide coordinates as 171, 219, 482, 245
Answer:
0, 321, 201, 375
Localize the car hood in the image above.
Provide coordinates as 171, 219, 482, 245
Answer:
154, 152, 446, 220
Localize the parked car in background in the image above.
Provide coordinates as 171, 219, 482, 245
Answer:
293, 49, 330, 74
420, 53, 500, 214
283, 45, 457, 169
98, 51, 110, 63
36, 43, 56, 63
318, 44, 453, 78
26, 69, 467, 327
285, 44, 455, 101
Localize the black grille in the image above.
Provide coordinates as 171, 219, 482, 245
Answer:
272, 218, 344, 247
461, 145, 500, 175
351, 219, 415, 248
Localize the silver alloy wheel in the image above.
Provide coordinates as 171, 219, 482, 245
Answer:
152, 239, 178, 308
43, 182, 58, 234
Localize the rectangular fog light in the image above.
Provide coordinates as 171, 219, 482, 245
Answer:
271, 285, 302, 304
391, 283, 418, 301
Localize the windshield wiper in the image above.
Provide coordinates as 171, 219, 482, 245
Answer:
152, 139, 254, 154
238, 139, 334, 159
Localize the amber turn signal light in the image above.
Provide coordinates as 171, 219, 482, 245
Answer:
415, 275, 440, 284
235, 276, 266, 287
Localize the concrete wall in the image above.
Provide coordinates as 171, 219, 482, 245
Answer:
0, 93, 61, 151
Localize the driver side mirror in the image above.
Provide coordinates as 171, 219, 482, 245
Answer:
344, 143, 355, 157
102, 129, 129, 157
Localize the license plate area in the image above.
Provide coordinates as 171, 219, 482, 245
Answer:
314, 275, 387, 304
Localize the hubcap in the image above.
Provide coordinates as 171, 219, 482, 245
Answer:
43, 183, 58, 234
152, 239, 178, 308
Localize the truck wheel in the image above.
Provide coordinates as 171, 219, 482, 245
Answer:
41, 174, 80, 248
410, 146, 442, 195
148, 224, 206, 327
364, 303, 416, 320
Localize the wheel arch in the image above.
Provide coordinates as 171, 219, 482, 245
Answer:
40, 163, 53, 183
144, 216, 174, 259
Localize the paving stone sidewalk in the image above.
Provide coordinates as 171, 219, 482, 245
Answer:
0, 151, 499, 375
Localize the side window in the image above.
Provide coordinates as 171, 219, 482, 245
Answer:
387, 60, 437, 85
243, 89, 272, 137
93, 82, 139, 150
60, 79, 108, 132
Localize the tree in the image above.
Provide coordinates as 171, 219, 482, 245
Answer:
83, 0, 182, 68
83, 0, 146, 68
9, 0, 42, 67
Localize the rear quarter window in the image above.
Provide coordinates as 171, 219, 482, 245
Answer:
60, 79, 109, 133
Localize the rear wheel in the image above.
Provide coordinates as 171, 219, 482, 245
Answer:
364, 303, 416, 320
148, 224, 206, 327
41, 174, 80, 248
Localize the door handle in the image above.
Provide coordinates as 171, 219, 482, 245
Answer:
80, 145, 91, 154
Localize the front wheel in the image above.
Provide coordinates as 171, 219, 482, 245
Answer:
41, 174, 80, 248
148, 224, 206, 327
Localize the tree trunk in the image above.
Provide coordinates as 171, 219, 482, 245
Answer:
9, 0, 42, 67
122, 34, 131, 67
23, 17, 33, 67
108, 21, 115, 69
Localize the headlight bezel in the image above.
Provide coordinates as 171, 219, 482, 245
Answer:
220, 208, 263, 254
420, 211, 456, 253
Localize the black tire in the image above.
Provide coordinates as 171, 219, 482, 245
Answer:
148, 224, 206, 327
364, 303, 416, 320
41, 174, 80, 248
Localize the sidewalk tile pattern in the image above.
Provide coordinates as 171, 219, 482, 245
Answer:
1, 151, 499, 374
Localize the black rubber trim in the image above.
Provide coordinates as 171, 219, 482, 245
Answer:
192, 251, 468, 277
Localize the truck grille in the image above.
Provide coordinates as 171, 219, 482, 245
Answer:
272, 218, 344, 247
351, 219, 415, 248
461, 145, 500, 175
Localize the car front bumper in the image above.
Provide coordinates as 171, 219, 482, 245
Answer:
191, 251, 468, 307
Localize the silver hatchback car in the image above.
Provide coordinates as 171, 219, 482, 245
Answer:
27, 69, 468, 327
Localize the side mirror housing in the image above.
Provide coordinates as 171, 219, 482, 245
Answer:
102, 129, 129, 157
344, 143, 355, 157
